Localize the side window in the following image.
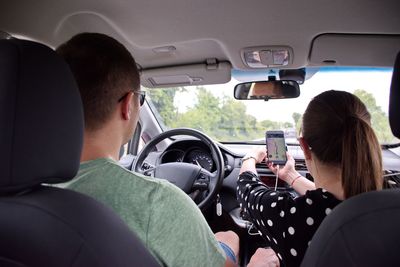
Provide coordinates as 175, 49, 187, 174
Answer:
120, 143, 129, 157
138, 137, 145, 153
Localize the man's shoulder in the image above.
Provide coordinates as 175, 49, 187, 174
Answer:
78, 158, 165, 186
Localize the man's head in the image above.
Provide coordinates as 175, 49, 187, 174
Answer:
56, 33, 141, 139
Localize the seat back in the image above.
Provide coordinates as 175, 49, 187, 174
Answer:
300, 189, 400, 267
0, 38, 159, 267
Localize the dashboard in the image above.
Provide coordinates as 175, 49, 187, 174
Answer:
158, 139, 236, 174
161, 148, 214, 172
156, 139, 400, 180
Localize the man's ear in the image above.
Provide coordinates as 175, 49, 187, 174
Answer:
120, 92, 134, 120
299, 137, 313, 160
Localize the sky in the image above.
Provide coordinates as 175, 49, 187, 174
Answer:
174, 69, 393, 124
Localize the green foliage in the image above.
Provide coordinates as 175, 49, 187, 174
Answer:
146, 88, 178, 127
353, 89, 395, 143
146, 87, 395, 143
147, 87, 292, 141
292, 112, 302, 134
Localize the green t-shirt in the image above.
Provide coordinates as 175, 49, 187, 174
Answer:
65, 158, 226, 267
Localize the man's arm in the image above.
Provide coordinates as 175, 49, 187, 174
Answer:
215, 231, 240, 266
147, 181, 227, 267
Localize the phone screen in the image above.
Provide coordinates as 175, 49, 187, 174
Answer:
266, 131, 287, 165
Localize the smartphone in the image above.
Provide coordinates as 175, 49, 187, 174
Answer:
265, 130, 287, 165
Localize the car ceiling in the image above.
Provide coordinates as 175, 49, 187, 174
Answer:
1, 0, 400, 71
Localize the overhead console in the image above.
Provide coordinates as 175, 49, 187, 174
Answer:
241, 46, 294, 68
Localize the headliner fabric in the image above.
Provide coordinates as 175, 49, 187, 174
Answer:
389, 51, 400, 138
0, 39, 84, 194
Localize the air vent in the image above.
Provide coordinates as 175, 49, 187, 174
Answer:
256, 159, 267, 169
253, 159, 308, 171
295, 159, 308, 171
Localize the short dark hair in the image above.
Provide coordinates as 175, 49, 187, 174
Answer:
56, 33, 140, 131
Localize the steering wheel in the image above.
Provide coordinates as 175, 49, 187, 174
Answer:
133, 128, 225, 209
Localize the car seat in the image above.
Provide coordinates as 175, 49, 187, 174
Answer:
0, 38, 160, 267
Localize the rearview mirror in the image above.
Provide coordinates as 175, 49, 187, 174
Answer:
234, 80, 300, 100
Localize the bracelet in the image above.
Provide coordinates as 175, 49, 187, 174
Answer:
241, 155, 257, 164
290, 175, 302, 186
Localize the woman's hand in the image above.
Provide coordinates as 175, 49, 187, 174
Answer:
239, 146, 266, 175
267, 153, 298, 184
248, 146, 267, 163
247, 247, 280, 267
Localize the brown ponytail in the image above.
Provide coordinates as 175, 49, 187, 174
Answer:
302, 90, 383, 199
341, 116, 382, 198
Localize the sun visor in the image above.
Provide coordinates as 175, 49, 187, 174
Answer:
141, 61, 231, 88
310, 34, 400, 67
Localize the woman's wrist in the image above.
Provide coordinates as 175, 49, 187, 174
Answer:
241, 154, 258, 164
290, 175, 302, 186
283, 171, 302, 185
242, 152, 264, 163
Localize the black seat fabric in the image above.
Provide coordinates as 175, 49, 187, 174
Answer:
0, 38, 83, 193
0, 39, 159, 267
300, 189, 400, 267
389, 51, 400, 139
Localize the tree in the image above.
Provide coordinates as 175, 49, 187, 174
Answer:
353, 89, 394, 143
146, 88, 177, 127
292, 112, 302, 133
175, 88, 221, 135
147, 86, 296, 141
292, 112, 301, 125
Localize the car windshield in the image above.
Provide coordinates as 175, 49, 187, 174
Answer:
146, 67, 398, 144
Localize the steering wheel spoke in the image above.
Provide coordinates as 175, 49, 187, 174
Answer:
138, 162, 155, 176
132, 128, 225, 209
142, 167, 156, 177
192, 171, 210, 191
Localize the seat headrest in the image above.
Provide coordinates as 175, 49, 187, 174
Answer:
389, 51, 400, 139
0, 39, 83, 194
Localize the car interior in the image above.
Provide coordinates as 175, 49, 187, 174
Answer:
1, 0, 400, 266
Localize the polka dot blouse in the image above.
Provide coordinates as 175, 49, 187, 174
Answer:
237, 171, 342, 267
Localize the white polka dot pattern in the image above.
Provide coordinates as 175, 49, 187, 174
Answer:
236, 172, 342, 267
290, 207, 296, 214
290, 248, 297, 256
288, 227, 295, 235
325, 208, 332, 215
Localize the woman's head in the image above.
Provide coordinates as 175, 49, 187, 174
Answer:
301, 90, 382, 198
